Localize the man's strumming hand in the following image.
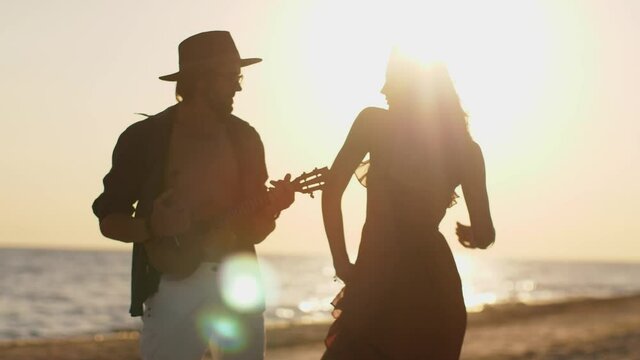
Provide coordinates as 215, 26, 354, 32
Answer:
149, 188, 191, 238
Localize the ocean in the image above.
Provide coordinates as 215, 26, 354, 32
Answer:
1, 248, 640, 340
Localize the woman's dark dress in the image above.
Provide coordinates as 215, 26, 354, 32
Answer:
324, 114, 467, 359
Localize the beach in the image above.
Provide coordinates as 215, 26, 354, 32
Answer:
2, 294, 639, 359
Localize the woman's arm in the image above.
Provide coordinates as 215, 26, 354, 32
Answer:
322, 108, 376, 282
458, 142, 495, 249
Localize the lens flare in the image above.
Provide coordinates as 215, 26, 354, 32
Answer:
228, 274, 260, 309
219, 254, 265, 312
199, 312, 247, 353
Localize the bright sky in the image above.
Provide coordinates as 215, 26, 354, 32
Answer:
1, 0, 638, 262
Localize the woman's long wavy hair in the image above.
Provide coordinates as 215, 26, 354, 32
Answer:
385, 54, 473, 206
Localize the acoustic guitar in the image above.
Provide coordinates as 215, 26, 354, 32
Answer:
145, 167, 328, 279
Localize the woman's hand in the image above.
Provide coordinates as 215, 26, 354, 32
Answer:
334, 261, 355, 284
456, 222, 474, 248
456, 221, 494, 249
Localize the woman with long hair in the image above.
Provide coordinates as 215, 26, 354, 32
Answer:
321, 53, 495, 359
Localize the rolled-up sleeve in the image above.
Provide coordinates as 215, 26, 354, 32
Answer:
249, 129, 269, 196
234, 126, 275, 245
92, 125, 144, 221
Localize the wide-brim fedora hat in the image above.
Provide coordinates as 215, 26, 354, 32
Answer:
159, 31, 262, 81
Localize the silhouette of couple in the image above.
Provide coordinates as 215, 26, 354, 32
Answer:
93, 31, 495, 360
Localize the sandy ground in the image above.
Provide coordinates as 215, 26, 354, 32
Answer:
2, 295, 640, 359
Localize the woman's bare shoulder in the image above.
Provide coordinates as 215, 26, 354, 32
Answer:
358, 106, 388, 123
354, 107, 389, 131
359, 106, 388, 117
462, 140, 487, 176
468, 141, 485, 161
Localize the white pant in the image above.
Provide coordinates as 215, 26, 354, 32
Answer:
140, 263, 265, 360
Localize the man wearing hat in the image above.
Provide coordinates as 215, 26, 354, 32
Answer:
93, 31, 294, 359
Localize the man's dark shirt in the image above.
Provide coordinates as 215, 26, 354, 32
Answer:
92, 105, 270, 316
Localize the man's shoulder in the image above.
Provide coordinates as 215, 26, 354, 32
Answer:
119, 106, 175, 138
229, 114, 261, 138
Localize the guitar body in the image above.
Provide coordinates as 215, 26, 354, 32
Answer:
144, 235, 204, 279
144, 167, 328, 279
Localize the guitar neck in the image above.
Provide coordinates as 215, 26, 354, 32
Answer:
225, 192, 272, 224
193, 167, 327, 235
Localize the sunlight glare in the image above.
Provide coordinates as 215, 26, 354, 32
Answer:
380, 0, 552, 155
219, 254, 265, 313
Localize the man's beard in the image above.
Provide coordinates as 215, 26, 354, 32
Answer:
206, 94, 234, 117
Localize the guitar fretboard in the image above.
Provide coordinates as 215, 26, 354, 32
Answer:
193, 192, 272, 235
225, 192, 272, 223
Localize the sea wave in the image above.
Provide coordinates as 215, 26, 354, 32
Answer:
1, 248, 640, 340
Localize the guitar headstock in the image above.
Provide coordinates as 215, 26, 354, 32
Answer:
292, 167, 328, 198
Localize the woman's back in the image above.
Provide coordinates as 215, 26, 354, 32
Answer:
359, 107, 466, 231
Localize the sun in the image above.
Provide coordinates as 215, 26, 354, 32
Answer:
382, 1, 552, 155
